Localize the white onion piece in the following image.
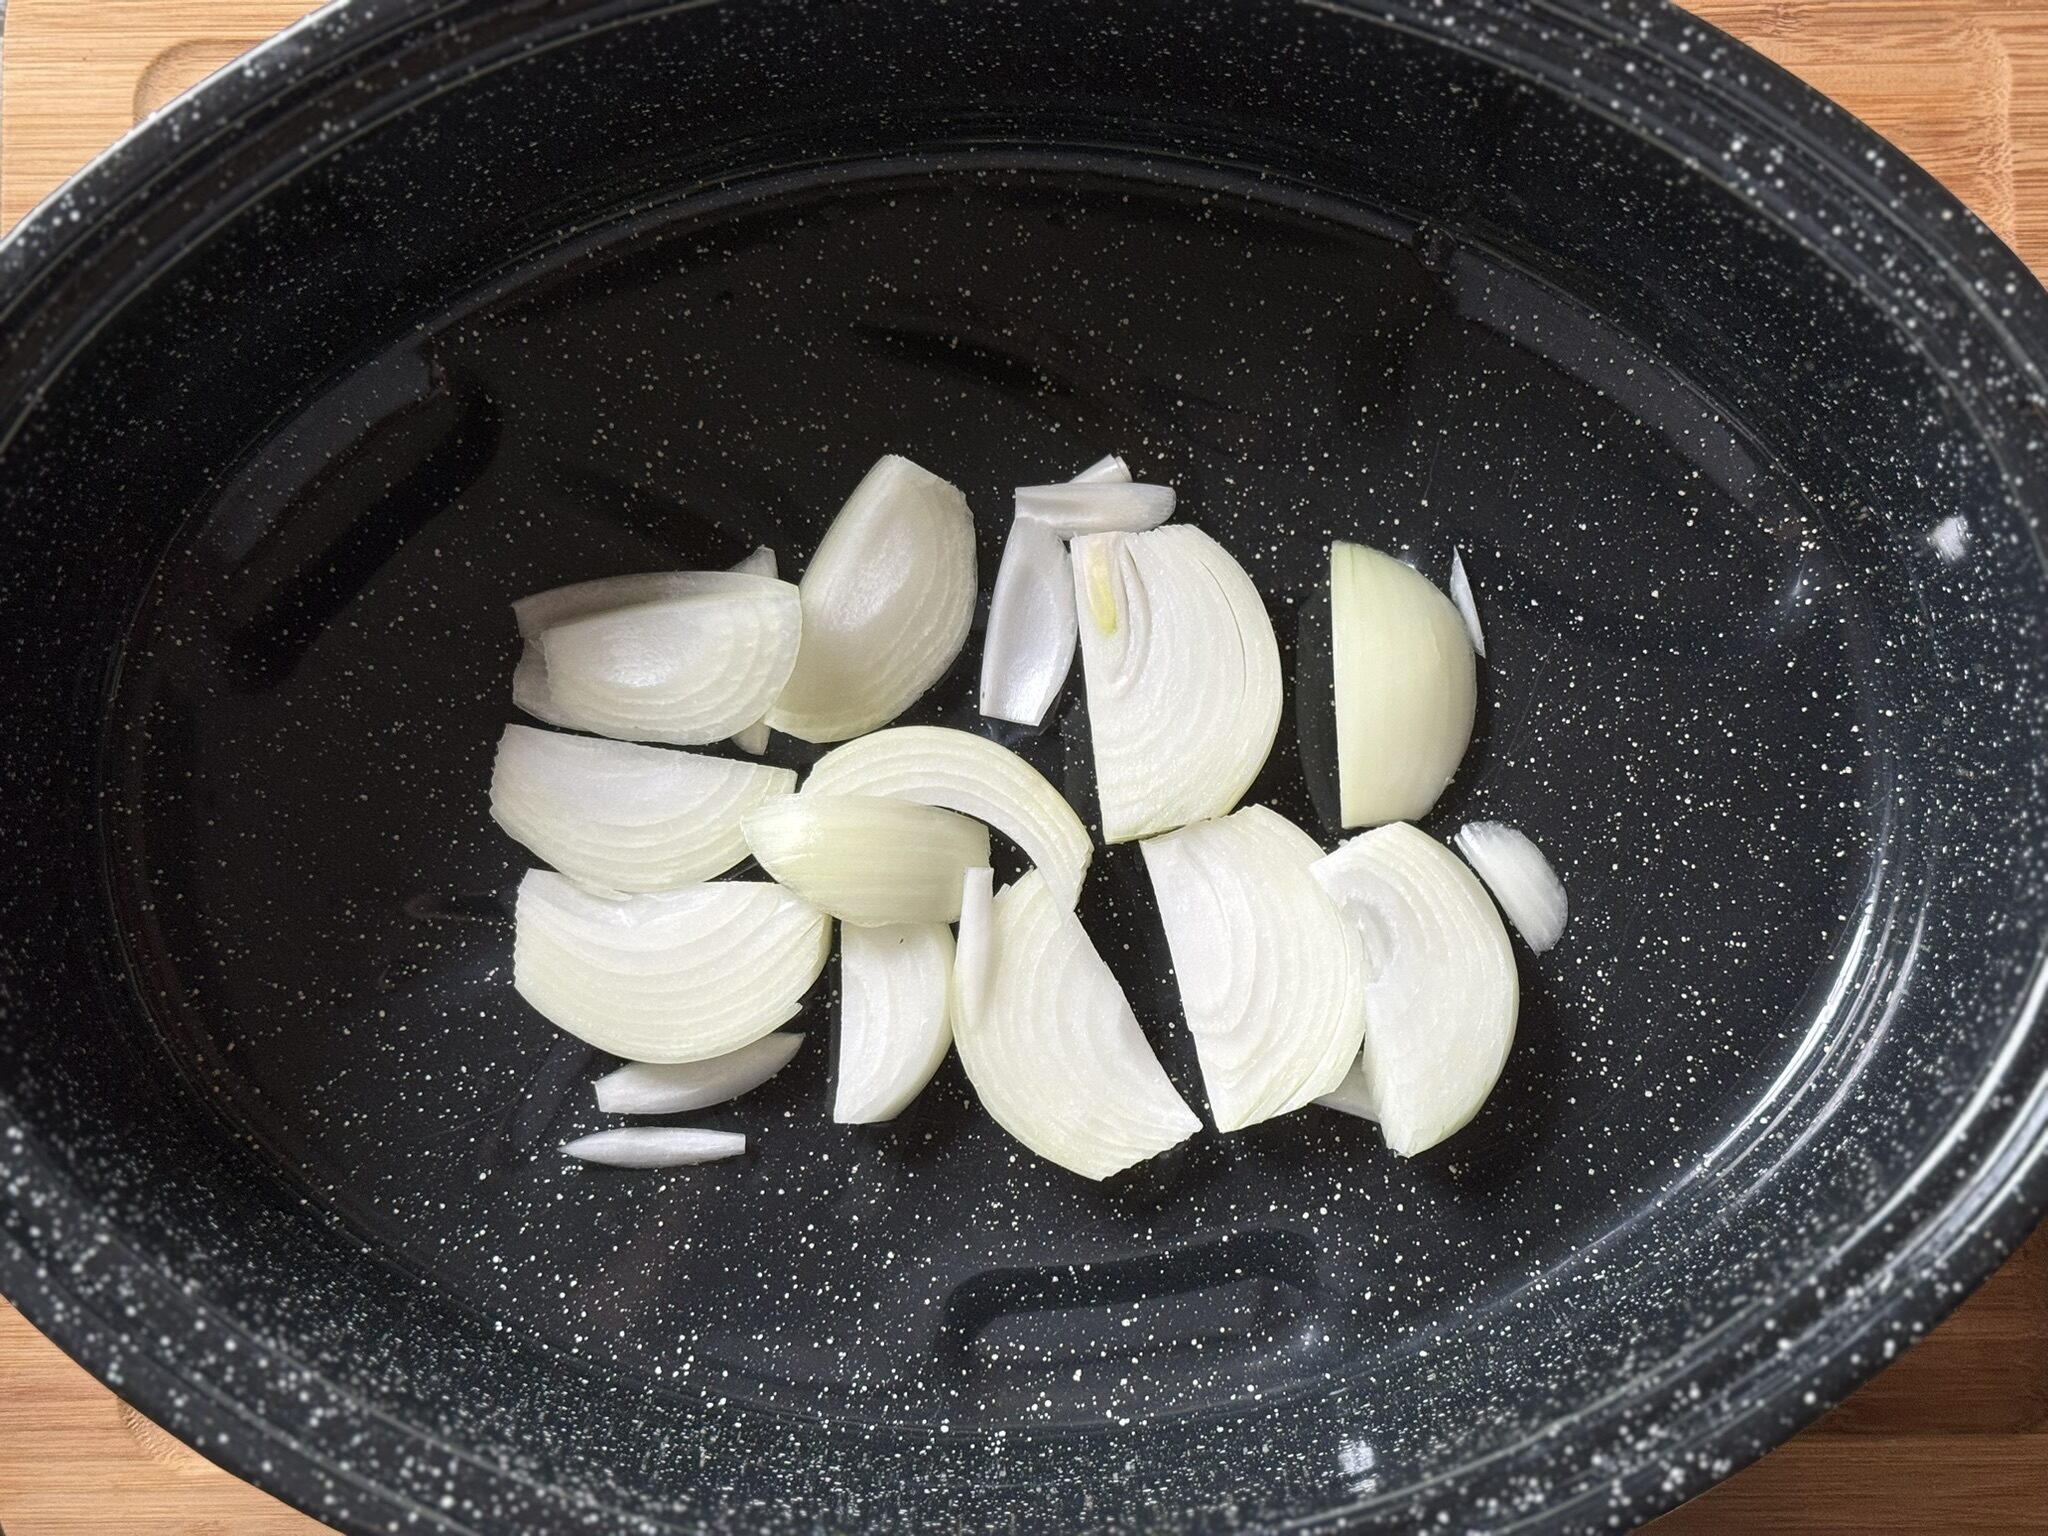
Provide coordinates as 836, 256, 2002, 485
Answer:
563, 1128, 746, 1167
953, 866, 995, 1027
489, 724, 795, 892
1311, 823, 1518, 1156
1330, 540, 1476, 828
766, 455, 975, 742
1454, 820, 1568, 952
741, 794, 991, 926
1072, 525, 1282, 843
1315, 1060, 1379, 1123
1072, 453, 1131, 483
1447, 548, 1486, 658
728, 546, 779, 754
512, 568, 774, 639
835, 922, 954, 1123
954, 870, 1199, 1180
593, 1033, 804, 1114
1140, 806, 1365, 1131
514, 871, 829, 1062
1015, 481, 1176, 535
978, 454, 1129, 728
802, 726, 1092, 908
524, 579, 801, 745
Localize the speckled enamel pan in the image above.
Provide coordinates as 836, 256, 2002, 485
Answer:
0, 2, 2043, 1532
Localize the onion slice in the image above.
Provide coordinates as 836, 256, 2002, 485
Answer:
514, 871, 829, 1062
766, 455, 976, 742
742, 794, 991, 926
520, 577, 801, 745
1311, 823, 1518, 1155
801, 726, 1092, 908
1140, 805, 1365, 1131
1072, 525, 1282, 843
489, 724, 795, 892
1330, 540, 1476, 827
563, 1128, 746, 1167
835, 922, 954, 1123
1454, 820, 1568, 952
953, 866, 995, 1027
513, 568, 776, 639
954, 869, 1199, 1179
1014, 481, 1176, 535
593, 1033, 804, 1114
1447, 547, 1486, 658
980, 453, 1134, 728
728, 546, 779, 753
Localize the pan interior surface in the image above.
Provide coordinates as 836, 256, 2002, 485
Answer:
1, 3, 2043, 1532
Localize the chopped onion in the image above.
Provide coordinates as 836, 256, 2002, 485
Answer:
1071, 525, 1282, 843
520, 578, 801, 745
766, 455, 976, 742
980, 453, 1134, 728
802, 726, 1092, 908
1140, 805, 1366, 1131
954, 869, 1199, 1179
1014, 481, 1176, 535
593, 1033, 804, 1114
835, 922, 954, 1123
1448, 547, 1486, 658
563, 1127, 746, 1167
1330, 540, 1476, 828
489, 724, 795, 892
1315, 1060, 1378, 1122
728, 546, 779, 754
1454, 820, 1568, 952
1311, 823, 1518, 1155
952, 866, 995, 1027
512, 568, 774, 639
514, 871, 829, 1062
741, 794, 991, 926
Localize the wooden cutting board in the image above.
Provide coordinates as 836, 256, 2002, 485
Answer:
2, 2, 2045, 1532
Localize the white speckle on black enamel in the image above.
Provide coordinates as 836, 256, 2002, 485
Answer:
0, 1, 2045, 1534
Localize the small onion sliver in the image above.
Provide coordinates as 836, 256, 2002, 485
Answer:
953, 866, 995, 1028
1454, 820, 1568, 952
835, 922, 954, 1123
742, 794, 991, 926
593, 1033, 805, 1114
563, 1128, 746, 1167
1071, 453, 1131, 484
802, 726, 1092, 908
954, 869, 1199, 1180
1014, 481, 1176, 535
1448, 548, 1487, 658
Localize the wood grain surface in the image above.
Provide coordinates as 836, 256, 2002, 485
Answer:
2, 1, 2045, 1532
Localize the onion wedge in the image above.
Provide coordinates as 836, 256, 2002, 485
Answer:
741, 794, 991, 926
514, 871, 829, 1063
1454, 820, 1567, 952
489, 724, 795, 892
1330, 541, 1476, 827
954, 869, 1199, 1179
835, 923, 954, 1123
1072, 525, 1282, 843
1141, 806, 1366, 1131
563, 1128, 746, 1167
802, 726, 1092, 908
1014, 481, 1176, 535
593, 1033, 804, 1114
952, 866, 995, 1027
1311, 823, 1517, 1155
728, 546, 779, 753
980, 454, 1133, 728
520, 577, 801, 745
766, 455, 975, 742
